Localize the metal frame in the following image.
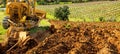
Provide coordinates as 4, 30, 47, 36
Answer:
6, 0, 36, 15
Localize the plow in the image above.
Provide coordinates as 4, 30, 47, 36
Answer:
0, 0, 50, 53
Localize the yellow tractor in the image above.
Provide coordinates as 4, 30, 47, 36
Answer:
2, 0, 47, 53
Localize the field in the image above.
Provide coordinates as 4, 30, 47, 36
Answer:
0, 1, 120, 34
38, 1, 120, 22
1, 1, 120, 54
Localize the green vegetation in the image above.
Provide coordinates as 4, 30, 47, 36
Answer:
64, 23, 71, 29
54, 6, 70, 21
30, 26, 50, 34
36, 0, 118, 5
37, 1, 120, 22
0, 11, 6, 35
0, 11, 6, 42
39, 19, 51, 26
99, 17, 104, 22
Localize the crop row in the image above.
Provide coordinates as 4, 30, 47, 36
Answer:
37, 1, 120, 21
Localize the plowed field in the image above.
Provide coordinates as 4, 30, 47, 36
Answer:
1, 20, 120, 54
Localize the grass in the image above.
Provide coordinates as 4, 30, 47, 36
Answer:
0, 11, 6, 35
37, 1, 120, 22
0, 11, 6, 42
46, 13, 56, 20
59, 2, 72, 4
39, 19, 51, 26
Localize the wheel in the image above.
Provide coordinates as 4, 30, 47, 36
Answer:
2, 16, 10, 29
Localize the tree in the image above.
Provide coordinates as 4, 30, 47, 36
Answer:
54, 6, 70, 21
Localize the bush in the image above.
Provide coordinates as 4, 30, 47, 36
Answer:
99, 17, 105, 22
36, 0, 118, 5
37, 0, 47, 5
107, 17, 116, 22
37, 0, 60, 5
54, 6, 70, 21
99, 17, 116, 22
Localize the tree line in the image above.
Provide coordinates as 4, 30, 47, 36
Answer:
37, 0, 118, 5
0, 0, 118, 7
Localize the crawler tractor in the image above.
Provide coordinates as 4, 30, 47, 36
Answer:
1, 0, 47, 53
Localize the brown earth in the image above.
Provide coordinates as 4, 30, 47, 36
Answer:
1, 20, 120, 54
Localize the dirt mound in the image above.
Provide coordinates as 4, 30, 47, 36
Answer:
1, 21, 120, 54
27, 21, 120, 54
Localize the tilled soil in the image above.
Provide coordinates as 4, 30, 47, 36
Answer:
1, 20, 120, 54
27, 21, 120, 54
